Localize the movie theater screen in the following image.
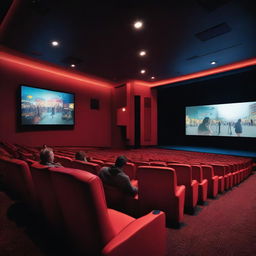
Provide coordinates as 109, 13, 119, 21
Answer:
186, 101, 256, 137
21, 85, 75, 125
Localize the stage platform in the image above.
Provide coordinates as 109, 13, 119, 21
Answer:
160, 145, 256, 158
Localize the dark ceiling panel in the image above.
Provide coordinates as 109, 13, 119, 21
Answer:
0, 0, 13, 23
1, 0, 255, 82
196, 0, 232, 11
195, 23, 232, 41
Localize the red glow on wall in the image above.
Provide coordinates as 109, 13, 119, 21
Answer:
130, 58, 256, 88
0, 49, 114, 88
151, 58, 256, 87
0, 0, 21, 41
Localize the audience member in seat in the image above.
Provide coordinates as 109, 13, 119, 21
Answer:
39, 148, 62, 167
75, 151, 88, 162
99, 156, 138, 196
198, 117, 212, 135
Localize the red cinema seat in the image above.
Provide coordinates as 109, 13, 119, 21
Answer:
229, 164, 240, 185
50, 167, 166, 256
24, 158, 37, 167
89, 159, 104, 166
71, 160, 100, 175
233, 163, 243, 183
191, 165, 208, 203
244, 163, 249, 178
102, 162, 136, 180
133, 161, 150, 179
222, 165, 233, 189
0, 157, 35, 207
54, 155, 73, 168
239, 163, 247, 181
211, 165, 225, 193
137, 166, 185, 226
102, 162, 115, 168
0, 147, 12, 158
102, 181, 139, 217
30, 163, 64, 232
123, 162, 136, 180
168, 164, 198, 211
149, 161, 167, 167
201, 165, 218, 198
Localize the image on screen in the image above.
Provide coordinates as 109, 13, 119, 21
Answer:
186, 102, 256, 137
21, 85, 74, 125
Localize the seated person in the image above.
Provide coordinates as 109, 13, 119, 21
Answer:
75, 151, 88, 162
39, 147, 62, 167
99, 155, 138, 196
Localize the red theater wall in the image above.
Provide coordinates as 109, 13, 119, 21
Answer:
0, 50, 114, 147
115, 81, 157, 146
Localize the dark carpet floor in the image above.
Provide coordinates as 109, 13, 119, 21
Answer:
167, 172, 256, 256
0, 173, 256, 256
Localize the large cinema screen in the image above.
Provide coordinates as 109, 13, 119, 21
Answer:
21, 85, 75, 125
186, 101, 256, 137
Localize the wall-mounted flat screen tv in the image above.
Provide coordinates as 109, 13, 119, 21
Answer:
21, 85, 75, 125
186, 101, 256, 138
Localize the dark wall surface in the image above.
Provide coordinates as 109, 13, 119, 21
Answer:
157, 67, 256, 151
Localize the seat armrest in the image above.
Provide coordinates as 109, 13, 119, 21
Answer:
102, 211, 166, 256
191, 179, 198, 186
200, 179, 208, 186
175, 185, 185, 197
212, 176, 219, 182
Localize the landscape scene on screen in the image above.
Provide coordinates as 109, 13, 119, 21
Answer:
21, 86, 74, 125
186, 102, 256, 137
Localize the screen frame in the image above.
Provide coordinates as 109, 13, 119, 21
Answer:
185, 100, 256, 138
17, 84, 75, 131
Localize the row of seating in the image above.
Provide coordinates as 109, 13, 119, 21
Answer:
40, 151, 253, 226
1, 143, 254, 228
0, 153, 166, 256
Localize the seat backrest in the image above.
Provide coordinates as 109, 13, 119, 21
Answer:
102, 162, 114, 168
89, 159, 104, 166
138, 166, 178, 209
24, 158, 37, 166
71, 160, 100, 175
50, 167, 115, 255
134, 161, 150, 166
1, 158, 35, 206
0, 147, 12, 157
228, 164, 236, 173
123, 162, 136, 180
102, 162, 136, 180
201, 165, 215, 179
30, 162, 63, 230
54, 155, 73, 168
102, 183, 127, 208
167, 164, 192, 187
191, 165, 203, 182
212, 164, 226, 176
150, 161, 167, 167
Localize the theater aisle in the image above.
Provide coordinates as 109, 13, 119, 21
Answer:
167, 172, 256, 256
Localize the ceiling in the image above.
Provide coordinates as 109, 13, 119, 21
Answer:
1, 0, 256, 83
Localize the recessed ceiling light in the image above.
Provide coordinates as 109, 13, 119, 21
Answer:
51, 41, 59, 47
211, 61, 216, 65
122, 108, 126, 112
134, 21, 143, 29
139, 50, 146, 56
151, 76, 155, 80
70, 64, 76, 68
140, 69, 146, 74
